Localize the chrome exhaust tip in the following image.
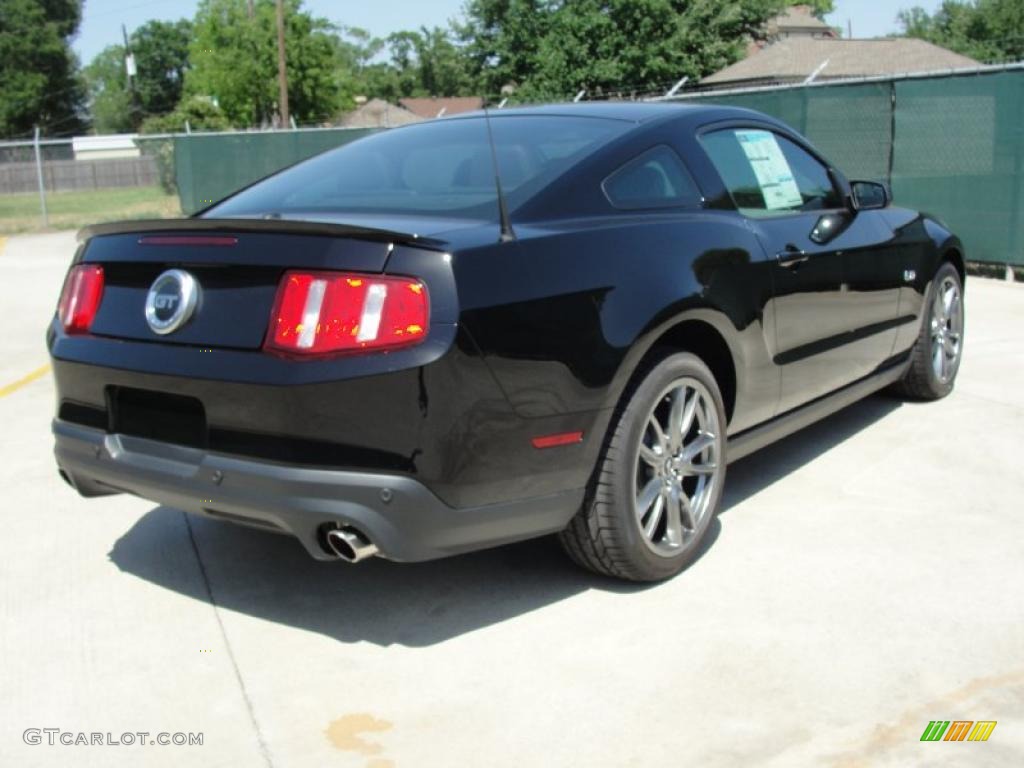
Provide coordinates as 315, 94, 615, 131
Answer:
325, 527, 379, 563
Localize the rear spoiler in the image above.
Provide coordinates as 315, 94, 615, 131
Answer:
77, 217, 447, 250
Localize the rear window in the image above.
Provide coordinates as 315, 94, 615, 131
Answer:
206, 116, 631, 222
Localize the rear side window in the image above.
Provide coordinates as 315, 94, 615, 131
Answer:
603, 145, 701, 210
700, 128, 842, 217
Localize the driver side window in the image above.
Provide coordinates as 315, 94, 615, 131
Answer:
700, 128, 843, 217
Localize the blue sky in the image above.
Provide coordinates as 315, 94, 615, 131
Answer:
825, 0, 943, 39
73, 0, 945, 65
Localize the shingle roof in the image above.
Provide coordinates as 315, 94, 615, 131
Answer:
703, 37, 980, 85
399, 97, 484, 119
340, 99, 422, 128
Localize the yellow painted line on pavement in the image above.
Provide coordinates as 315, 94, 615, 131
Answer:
0, 236, 7, 255
0, 364, 51, 399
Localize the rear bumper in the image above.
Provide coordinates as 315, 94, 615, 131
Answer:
54, 420, 583, 562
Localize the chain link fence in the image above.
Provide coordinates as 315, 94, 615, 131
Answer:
3, 63, 1024, 266
0, 134, 176, 234
0, 127, 375, 234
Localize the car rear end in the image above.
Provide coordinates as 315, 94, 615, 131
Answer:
50, 219, 476, 560
49, 113, 643, 563
49, 214, 597, 562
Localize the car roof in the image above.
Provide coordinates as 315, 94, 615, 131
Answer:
453, 101, 770, 127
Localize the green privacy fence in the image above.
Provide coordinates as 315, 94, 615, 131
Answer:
681, 65, 1024, 265
164, 67, 1024, 264
169, 127, 378, 215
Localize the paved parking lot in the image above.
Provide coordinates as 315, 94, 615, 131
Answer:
2, 231, 1023, 767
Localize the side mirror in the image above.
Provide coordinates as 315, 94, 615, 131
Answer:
850, 180, 890, 211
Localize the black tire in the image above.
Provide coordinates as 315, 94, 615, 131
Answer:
893, 262, 964, 400
559, 352, 727, 582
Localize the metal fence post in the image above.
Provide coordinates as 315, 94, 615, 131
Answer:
887, 79, 897, 189
33, 126, 49, 227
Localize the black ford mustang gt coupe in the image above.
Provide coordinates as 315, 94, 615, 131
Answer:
49, 103, 965, 581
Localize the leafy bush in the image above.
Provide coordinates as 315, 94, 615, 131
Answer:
137, 96, 231, 194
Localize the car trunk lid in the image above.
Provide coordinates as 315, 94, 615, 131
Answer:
78, 219, 442, 351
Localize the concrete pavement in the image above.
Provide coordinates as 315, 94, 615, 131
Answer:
1, 231, 1022, 767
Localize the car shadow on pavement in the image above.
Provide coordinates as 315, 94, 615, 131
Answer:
720, 393, 903, 512
107, 394, 899, 647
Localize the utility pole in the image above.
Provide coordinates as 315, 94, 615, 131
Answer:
275, 0, 290, 128
122, 24, 142, 129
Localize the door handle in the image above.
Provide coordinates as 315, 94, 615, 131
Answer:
777, 249, 809, 269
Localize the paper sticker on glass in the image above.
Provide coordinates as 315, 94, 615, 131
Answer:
735, 130, 804, 211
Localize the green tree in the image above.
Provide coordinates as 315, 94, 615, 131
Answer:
374, 26, 477, 97
460, 0, 786, 101
791, 0, 833, 19
138, 94, 231, 134
131, 19, 193, 116
0, 0, 86, 138
898, 0, 1024, 62
410, 27, 476, 96
84, 20, 192, 133
187, 0, 346, 127
83, 45, 133, 134
138, 95, 232, 193
457, 0, 554, 99
331, 26, 399, 104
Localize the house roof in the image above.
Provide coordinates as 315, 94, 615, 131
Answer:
769, 6, 835, 34
340, 99, 422, 128
703, 37, 980, 85
399, 97, 484, 119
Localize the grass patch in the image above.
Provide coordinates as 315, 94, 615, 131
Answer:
0, 187, 181, 235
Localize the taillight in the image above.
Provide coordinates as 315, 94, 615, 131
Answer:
265, 271, 429, 356
57, 264, 104, 334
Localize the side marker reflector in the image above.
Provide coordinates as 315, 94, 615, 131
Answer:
531, 432, 584, 449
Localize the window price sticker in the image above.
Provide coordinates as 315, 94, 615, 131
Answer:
736, 130, 804, 210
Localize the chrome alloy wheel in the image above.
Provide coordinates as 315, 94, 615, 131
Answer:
634, 377, 722, 557
930, 275, 963, 384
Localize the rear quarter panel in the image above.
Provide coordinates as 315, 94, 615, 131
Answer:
455, 211, 780, 437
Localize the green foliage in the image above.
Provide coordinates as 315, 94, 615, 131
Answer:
132, 20, 193, 116
187, 0, 347, 127
83, 45, 133, 134
0, 0, 86, 138
331, 25, 385, 101
898, 0, 1024, 62
84, 20, 191, 134
66, 0, 837, 135
459, 0, 786, 101
138, 95, 231, 194
457, 0, 554, 99
139, 94, 231, 134
362, 26, 478, 99
790, 0, 834, 19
